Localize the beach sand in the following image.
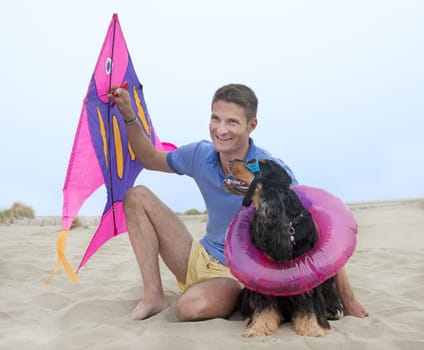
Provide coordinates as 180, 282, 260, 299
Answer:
1, 199, 423, 349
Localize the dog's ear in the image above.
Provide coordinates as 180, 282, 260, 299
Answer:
259, 160, 292, 188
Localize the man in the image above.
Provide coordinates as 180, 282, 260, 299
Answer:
109, 83, 368, 321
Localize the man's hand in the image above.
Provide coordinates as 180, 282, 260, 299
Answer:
108, 83, 136, 121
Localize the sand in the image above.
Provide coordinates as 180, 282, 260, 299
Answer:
1, 199, 423, 349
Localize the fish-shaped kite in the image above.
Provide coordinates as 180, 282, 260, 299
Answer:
46, 14, 176, 283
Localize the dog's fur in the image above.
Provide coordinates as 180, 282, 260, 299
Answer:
224, 159, 343, 337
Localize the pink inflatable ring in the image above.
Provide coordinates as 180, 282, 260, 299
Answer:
224, 185, 358, 296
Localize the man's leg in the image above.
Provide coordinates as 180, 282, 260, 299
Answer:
124, 185, 193, 320
176, 277, 242, 321
335, 267, 369, 318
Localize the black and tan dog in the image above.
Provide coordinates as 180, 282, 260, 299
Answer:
224, 159, 343, 337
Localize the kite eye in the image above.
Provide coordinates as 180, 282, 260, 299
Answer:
105, 57, 113, 75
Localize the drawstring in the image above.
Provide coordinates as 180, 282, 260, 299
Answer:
206, 255, 213, 269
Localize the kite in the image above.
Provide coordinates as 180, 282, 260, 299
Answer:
46, 13, 176, 283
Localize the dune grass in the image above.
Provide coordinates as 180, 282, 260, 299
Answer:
0, 202, 35, 224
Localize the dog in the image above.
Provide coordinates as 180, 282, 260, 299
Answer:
224, 159, 343, 337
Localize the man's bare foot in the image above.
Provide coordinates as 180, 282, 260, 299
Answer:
343, 297, 369, 318
129, 295, 169, 320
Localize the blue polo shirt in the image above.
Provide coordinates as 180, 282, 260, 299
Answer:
166, 138, 297, 265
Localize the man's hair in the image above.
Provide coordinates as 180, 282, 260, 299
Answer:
212, 84, 258, 121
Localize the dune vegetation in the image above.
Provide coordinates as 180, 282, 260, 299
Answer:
0, 202, 35, 224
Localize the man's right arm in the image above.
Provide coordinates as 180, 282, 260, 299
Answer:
108, 87, 173, 173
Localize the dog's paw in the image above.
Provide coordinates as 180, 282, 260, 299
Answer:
292, 315, 327, 337
242, 326, 275, 338
293, 325, 326, 337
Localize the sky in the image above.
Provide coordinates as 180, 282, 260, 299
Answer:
1, 0, 423, 216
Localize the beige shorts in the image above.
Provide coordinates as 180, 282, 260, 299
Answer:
177, 240, 237, 292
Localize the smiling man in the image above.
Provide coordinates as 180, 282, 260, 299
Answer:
108, 83, 368, 322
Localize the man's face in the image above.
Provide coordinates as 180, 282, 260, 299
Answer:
209, 100, 257, 157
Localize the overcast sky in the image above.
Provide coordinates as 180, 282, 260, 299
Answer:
1, 0, 423, 215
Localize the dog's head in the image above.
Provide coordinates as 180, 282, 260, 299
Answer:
223, 158, 292, 208
224, 159, 316, 262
